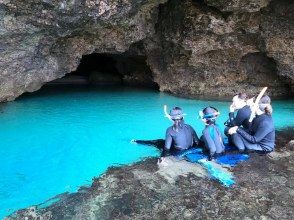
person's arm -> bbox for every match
[189,125,199,146]
[236,121,271,144]
[233,110,247,127]
[193,128,200,146]
[161,129,172,157]
[229,108,248,127]
[202,128,216,155]
[226,103,236,127]
[227,112,235,127]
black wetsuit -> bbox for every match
[232,113,275,152]
[225,105,251,145]
[162,121,199,157]
[226,105,251,129]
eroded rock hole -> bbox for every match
[241,52,292,97]
[48,53,159,89]
[241,52,278,85]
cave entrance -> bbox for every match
[47,53,159,89]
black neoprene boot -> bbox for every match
[208,154,216,161]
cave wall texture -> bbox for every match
[0,0,293,101]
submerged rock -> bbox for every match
[0,0,293,101]
[6,128,294,219]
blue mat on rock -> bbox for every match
[174,147,249,187]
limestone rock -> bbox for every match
[204,0,271,12]
[144,0,292,98]
[0,0,293,101]
[286,140,294,151]
[0,0,167,101]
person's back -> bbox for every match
[199,106,225,160]
[165,122,197,151]
[243,113,275,151]
[162,107,199,157]
[202,124,225,156]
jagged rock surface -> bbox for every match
[0,0,293,102]
[0,0,166,101]
[144,0,293,98]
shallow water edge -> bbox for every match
[6,128,294,220]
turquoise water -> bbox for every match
[0,86,293,218]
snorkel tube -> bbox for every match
[163,105,173,122]
[249,87,268,122]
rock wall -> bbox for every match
[0,0,293,101]
[144,0,293,98]
[0,0,166,101]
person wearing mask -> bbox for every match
[199,106,225,160]
[228,95,275,152]
[225,93,252,132]
[160,107,199,161]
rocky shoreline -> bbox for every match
[6,128,294,220]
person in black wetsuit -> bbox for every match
[228,95,275,152]
[224,93,251,136]
[160,107,199,161]
[199,107,225,160]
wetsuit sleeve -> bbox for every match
[188,125,199,146]
[193,128,200,146]
[228,112,235,126]
[228,110,245,127]
[234,111,245,126]
[162,129,172,157]
[237,121,271,144]
[202,128,216,155]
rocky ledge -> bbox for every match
[6,128,294,220]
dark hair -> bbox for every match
[173,107,182,111]
[259,95,272,115]
[260,95,272,115]
[265,105,273,115]
[237,93,247,100]
[202,106,218,124]
[202,106,219,116]
[260,95,271,104]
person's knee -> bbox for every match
[209,146,216,156]
[236,144,245,152]
[238,148,245,153]
[231,134,245,152]
[216,147,224,154]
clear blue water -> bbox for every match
[0,86,293,218]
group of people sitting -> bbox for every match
[160,93,275,162]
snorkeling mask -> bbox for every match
[198,106,220,120]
